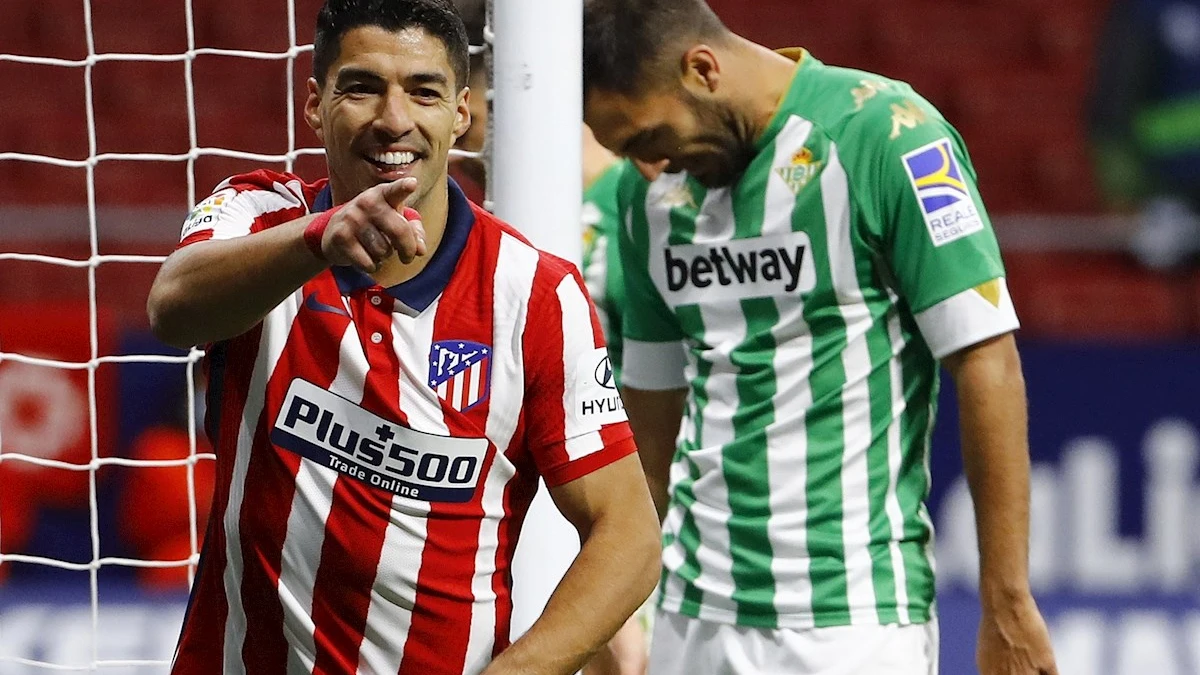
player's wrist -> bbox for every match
[302,209,339,262]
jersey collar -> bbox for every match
[314,179,475,313]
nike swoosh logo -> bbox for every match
[304,292,350,317]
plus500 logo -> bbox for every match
[271,379,489,502]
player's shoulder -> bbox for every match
[794,57,949,148]
[214,169,323,198]
[473,205,586,297]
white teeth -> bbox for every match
[372,151,415,166]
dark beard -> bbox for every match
[684,92,756,188]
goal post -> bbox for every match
[489,0,586,640]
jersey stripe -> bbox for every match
[309,292,398,674]
[172,330,259,674]
[762,117,817,625]
[822,145,881,624]
[427,231,500,675]
[685,186,743,622]
[558,275,604,461]
[237,298,309,673]
[884,310,913,624]
[356,306,439,675]
[486,233,540,653]
[276,284,356,674]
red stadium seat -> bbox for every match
[1005,251,1193,338]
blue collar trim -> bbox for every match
[314,179,475,312]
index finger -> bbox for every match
[379,177,420,211]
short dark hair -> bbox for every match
[583,0,729,97]
[313,0,470,89]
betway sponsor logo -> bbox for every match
[658,232,815,306]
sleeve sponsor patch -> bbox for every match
[901,138,985,247]
[180,188,236,240]
[570,347,626,427]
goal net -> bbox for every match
[0,0,580,671]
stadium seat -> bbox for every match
[1005,251,1194,338]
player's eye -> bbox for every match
[412,87,443,102]
[338,83,376,97]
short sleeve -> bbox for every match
[177,170,310,249]
[616,171,689,391]
[523,266,636,488]
[846,91,1020,359]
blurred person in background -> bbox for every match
[118,376,216,591]
[1090,0,1200,269]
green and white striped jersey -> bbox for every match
[582,159,631,385]
[616,51,1019,630]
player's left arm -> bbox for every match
[845,87,1057,674]
[942,335,1057,675]
[482,453,660,675]
[482,267,659,675]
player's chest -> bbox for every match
[259,289,525,506]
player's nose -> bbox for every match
[374,89,416,138]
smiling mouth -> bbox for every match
[368,150,418,172]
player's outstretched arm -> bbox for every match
[482,453,660,675]
[147,177,425,348]
[942,333,1058,675]
[621,386,687,522]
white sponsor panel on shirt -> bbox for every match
[271,378,489,503]
[570,347,626,427]
[657,231,816,307]
[900,138,985,247]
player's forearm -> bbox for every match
[484,505,660,675]
[621,386,686,521]
[148,216,326,347]
[944,334,1034,606]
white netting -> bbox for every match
[0,0,489,671]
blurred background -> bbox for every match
[1,0,1199,673]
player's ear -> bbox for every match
[304,77,325,142]
[681,45,720,94]
[453,87,472,140]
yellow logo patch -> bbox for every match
[974,279,1002,308]
[775,147,824,194]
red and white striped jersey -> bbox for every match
[171,170,635,675]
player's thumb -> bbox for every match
[381,176,419,210]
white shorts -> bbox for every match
[647,610,939,675]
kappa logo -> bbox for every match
[774,147,823,194]
[902,138,985,247]
[656,181,699,210]
[429,341,492,412]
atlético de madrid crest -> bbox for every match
[429,340,492,412]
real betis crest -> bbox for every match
[775,148,823,195]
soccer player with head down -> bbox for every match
[146,0,660,673]
[581,0,1060,673]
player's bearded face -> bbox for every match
[670,89,755,188]
[305,26,471,207]
[585,87,755,188]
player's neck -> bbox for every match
[726,37,801,144]
[371,179,449,287]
